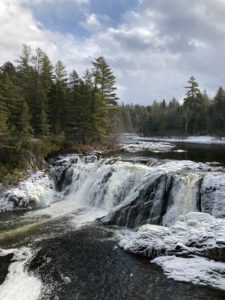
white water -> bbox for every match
[28,159,150,220]
[1,155,225,295]
[0,248,42,300]
[162,173,201,226]
[2,157,225,227]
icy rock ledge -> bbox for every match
[120,141,175,153]
[152,256,225,291]
[0,171,57,212]
[118,212,225,290]
[118,212,225,260]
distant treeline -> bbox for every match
[118,76,225,137]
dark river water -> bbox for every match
[29,224,225,300]
[120,138,225,165]
[1,141,225,299]
[155,142,225,165]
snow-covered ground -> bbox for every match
[118,212,225,290]
[128,135,225,145]
[120,141,176,153]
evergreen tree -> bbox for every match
[92,56,119,140]
[92,56,118,106]
[183,76,201,137]
[49,60,68,134]
[66,70,83,139]
[1,73,31,136]
[212,87,225,135]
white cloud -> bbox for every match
[21,0,90,5]
[1,0,225,104]
[0,0,97,72]
[81,14,102,32]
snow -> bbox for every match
[201,172,225,218]
[118,212,225,257]
[127,135,225,145]
[0,171,57,212]
[153,256,225,291]
[0,247,42,300]
[120,141,176,153]
[118,212,225,289]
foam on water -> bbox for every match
[0,247,42,300]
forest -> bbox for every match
[119,77,225,138]
[0,45,118,183]
[1,45,225,183]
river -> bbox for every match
[0,137,225,300]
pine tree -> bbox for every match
[91,56,119,140]
[65,70,83,139]
[183,76,201,137]
[1,73,31,137]
[212,87,225,136]
[92,56,118,107]
[18,100,33,137]
[49,60,68,134]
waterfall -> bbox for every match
[1,155,225,229]
[64,158,149,211]
[162,173,202,226]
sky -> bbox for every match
[1,0,225,105]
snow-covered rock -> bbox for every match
[126,135,225,145]
[49,154,79,191]
[118,212,225,290]
[0,172,57,212]
[118,212,225,261]
[152,256,225,291]
[120,141,175,153]
[201,173,225,218]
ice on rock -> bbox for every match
[120,141,175,153]
[0,172,57,212]
[118,212,225,260]
[127,135,225,145]
[49,154,79,191]
[152,255,225,291]
[118,212,225,290]
[201,172,225,218]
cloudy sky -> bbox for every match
[1,0,225,104]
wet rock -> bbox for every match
[103,174,174,228]
[201,173,225,218]
[49,155,79,191]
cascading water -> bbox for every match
[162,173,202,226]
[1,150,225,299]
[1,155,224,228]
[66,159,149,211]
